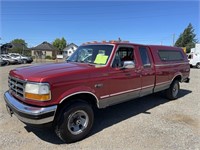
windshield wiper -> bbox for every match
[66,59,78,63]
[79,60,86,63]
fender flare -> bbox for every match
[171,72,183,83]
[58,86,99,107]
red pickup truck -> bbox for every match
[4,41,190,143]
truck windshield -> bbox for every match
[67,45,114,65]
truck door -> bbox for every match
[103,45,141,106]
[138,46,155,96]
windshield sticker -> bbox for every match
[94,54,108,65]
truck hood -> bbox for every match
[10,62,93,82]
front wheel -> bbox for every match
[165,80,180,100]
[196,62,200,69]
[6,61,10,65]
[55,101,94,143]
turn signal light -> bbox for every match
[25,93,51,101]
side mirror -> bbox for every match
[123,61,135,69]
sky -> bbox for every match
[1,0,200,47]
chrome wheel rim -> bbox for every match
[67,110,89,135]
[172,83,179,98]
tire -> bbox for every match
[55,101,94,143]
[6,61,10,65]
[165,80,180,100]
[196,62,200,69]
[22,59,27,64]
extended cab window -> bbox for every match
[139,47,151,67]
[158,50,184,61]
[112,47,134,68]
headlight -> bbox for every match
[25,83,51,101]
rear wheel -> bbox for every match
[165,80,180,100]
[196,62,200,69]
[55,101,94,143]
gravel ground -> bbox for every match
[0,63,200,150]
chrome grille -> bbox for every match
[8,76,26,98]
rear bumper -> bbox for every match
[4,91,57,125]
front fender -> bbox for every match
[58,86,99,104]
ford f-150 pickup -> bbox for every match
[4,41,190,143]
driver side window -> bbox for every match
[112,47,134,68]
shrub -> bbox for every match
[45,55,52,59]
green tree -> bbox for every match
[52,37,67,54]
[175,23,198,53]
[11,39,27,46]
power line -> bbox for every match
[3,1,197,10]
[1,3,144,9]
[1,7,184,16]
[2,13,190,22]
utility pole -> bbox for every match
[22,44,24,55]
[0,37,2,54]
[172,33,175,46]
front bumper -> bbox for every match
[4,91,57,125]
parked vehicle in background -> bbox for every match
[1,54,22,64]
[0,57,7,66]
[0,55,18,65]
[8,53,33,64]
[187,53,200,68]
[8,55,23,64]
[187,43,200,69]
[4,40,190,143]
[187,44,200,69]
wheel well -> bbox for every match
[53,93,98,124]
[173,75,182,82]
[65,93,98,108]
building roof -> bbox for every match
[63,43,78,51]
[0,42,28,50]
[11,42,28,50]
[31,41,58,51]
[1,43,29,54]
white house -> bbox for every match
[63,43,78,58]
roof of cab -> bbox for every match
[81,40,145,46]
[81,40,182,50]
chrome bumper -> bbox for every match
[4,91,57,125]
